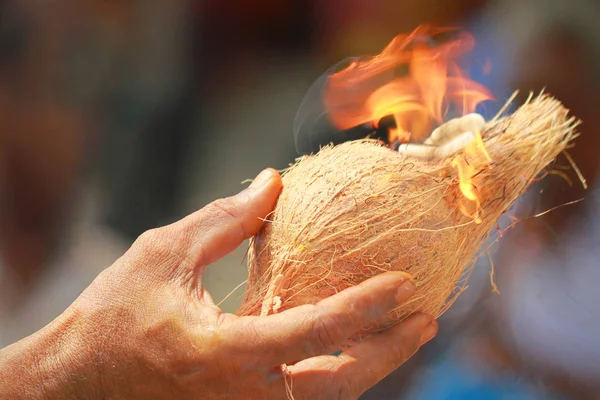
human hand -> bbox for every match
[0,168,437,400]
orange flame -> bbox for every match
[452,154,483,223]
[455,128,492,223]
[323,25,495,220]
[323,25,493,143]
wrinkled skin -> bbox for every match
[0,169,437,400]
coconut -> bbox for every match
[237,93,580,335]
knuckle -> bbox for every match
[390,343,410,366]
[236,319,263,349]
[208,197,237,218]
[308,309,346,352]
[133,227,185,265]
[135,228,168,251]
[333,370,360,400]
[344,282,389,321]
[206,197,247,239]
[388,334,419,367]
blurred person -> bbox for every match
[0,169,438,399]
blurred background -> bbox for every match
[0,1,599,399]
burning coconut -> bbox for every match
[237,26,581,336]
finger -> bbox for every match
[337,313,436,394]
[236,271,416,364]
[289,313,437,399]
[174,168,282,267]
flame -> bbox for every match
[452,156,478,201]
[452,150,483,224]
[455,128,492,223]
[466,130,492,164]
[323,25,495,220]
[323,25,494,143]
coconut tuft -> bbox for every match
[237,93,580,335]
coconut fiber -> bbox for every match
[237,93,580,336]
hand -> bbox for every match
[0,168,438,400]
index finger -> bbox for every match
[131,168,283,274]
[234,271,416,365]
[177,168,283,267]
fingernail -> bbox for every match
[395,278,416,302]
[249,169,274,189]
[420,319,438,345]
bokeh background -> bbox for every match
[1,1,599,399]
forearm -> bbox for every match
[0,309,102,399]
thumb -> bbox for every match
[173,168,282,269]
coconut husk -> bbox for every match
[237,93,580,335]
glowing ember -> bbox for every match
[323,25,495,219]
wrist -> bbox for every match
[0,307,103,399]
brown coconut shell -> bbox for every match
[237,93,580,334]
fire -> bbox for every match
[323,25,493,143]
[456,128,492,223]
[452,153,483,223]
[323,25,495,220]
